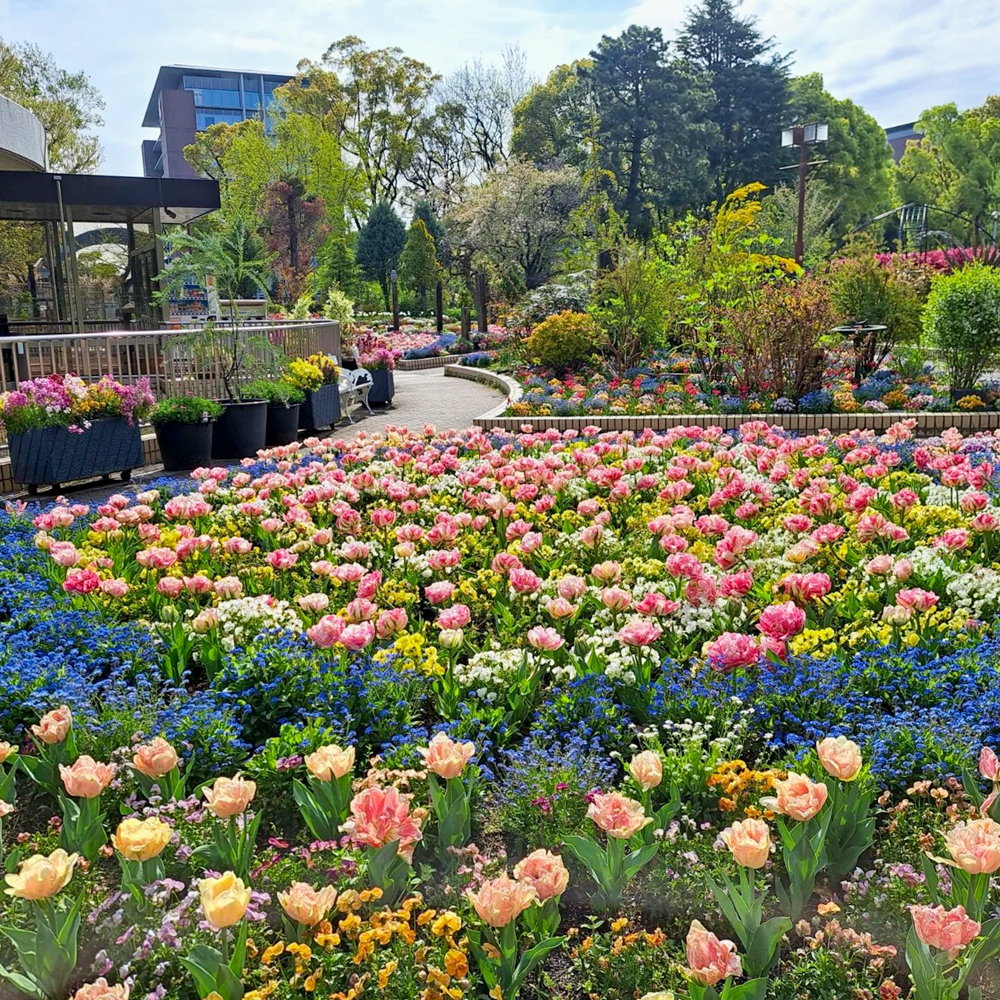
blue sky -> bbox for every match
[3,0,999,176]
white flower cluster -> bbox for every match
[213,596,302,651]
[453,646,539,700]
[946,567,1000,617]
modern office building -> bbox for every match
[141,65,293,179]
[885,122,921,163]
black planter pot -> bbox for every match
[950,387,988,408]
[368,368,395,405]
[265,403,302,445]
[299,384,341,431]
[211,399,267,460]
[154,420,214,472]
[10,417,142,492]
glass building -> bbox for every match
[141,66,292,179]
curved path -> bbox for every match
[336,367,504,441]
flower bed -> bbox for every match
[505,350,965,419]
[4,420,1000,998]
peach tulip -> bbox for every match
[59,756,115,798]
[685,920,743,986]
[513,849,570,900]
[629,750,663,791]
[911,904,980,957]
[305,744,355,782]
[720,818,771,869]
[467,872,538,928]
[586,791,652,839]
[346,785,423,861]
[761,772,828,821]
[72,979,130,1000]
[418,732,475,780]
[278,881,337,926]
[942,817,1000,875]
[202,774,257,818]
[0,741,16,764]
[111,817,173,862]
[816,736,863,781]
[32,704,72,745]
[199,871,251,929]
[4,848,78,899]
[132,737,179,779]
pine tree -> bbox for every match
[399,219,440,312]
[679,0,790,198]
[355,202,406,309]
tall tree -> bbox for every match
[413,199,447,260]
[678,0,789,197]
[446,160,582,295]
[510,61,592,165]
[399,218,440,311]
[584,26,715,235]
[0,39,105,172]
[439,45,532,175]
[280,37,439,205]
[260,179,329,304]
[788,73,892,233]
[894,98,1000,244]
[355,202,406,308]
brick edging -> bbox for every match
[398,354,469,371]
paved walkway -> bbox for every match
[16,368,503,502]
[335,367,502,441]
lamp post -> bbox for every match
[781,123,829,265]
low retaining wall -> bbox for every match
[444,365,1000,438]
[398,354,469,371]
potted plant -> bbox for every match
[246,378,305,446]
[155,219,279,460]
[149,397,223,472]
[353,332,397,405]
[291,355,341,431]
[0,374,154,493]
[924,262,1000,405]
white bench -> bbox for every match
[339,367,374,423]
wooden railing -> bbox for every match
[0,320,341,456]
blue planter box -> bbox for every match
[300,384,341,430]
[10,417,143,491]
[368,369,395,405]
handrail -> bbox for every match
[0,320,335,347]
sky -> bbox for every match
[3,0,1000,177]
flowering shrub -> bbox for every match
[0,374,154,435]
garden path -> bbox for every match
[22,368,503,502]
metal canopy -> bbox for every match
[0,171,220,224]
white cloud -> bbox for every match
[4,0,1000,175]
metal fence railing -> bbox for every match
[0,320,341,457]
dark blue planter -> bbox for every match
[10,418,143,491]
[368,369,395,405]
[299,384,341,431]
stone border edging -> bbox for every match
[443,364,522,422]
[443,366,1000,437]
[398,354,469,371]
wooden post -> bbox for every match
[435,280,444,334]
[474,271,488,333]
[390,269,400,331]
[460,306,471,338]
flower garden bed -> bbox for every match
[3,420,1000,998]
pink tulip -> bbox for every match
[425,581,457,605]
[156,577,184,598]
[895,588,939,613]
[685,919,743,986]
[527,626,564,651]
[779,572,831,602]
[911,904,980,958]
[338,622,375,651]
[757,601,806,641]
[513,849,569,900]
[557,575,587,601]
[544,597,578,620]
[600,587,632,612]
[509,568,542,594]
[617,619,663,647]
[345,785,422,861]
[307,615,344,648]
[266,548,299,570]
[980,746,999,782]
[376,608,409,638]
[703,632,760,673]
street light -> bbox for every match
[781,123,829,265]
